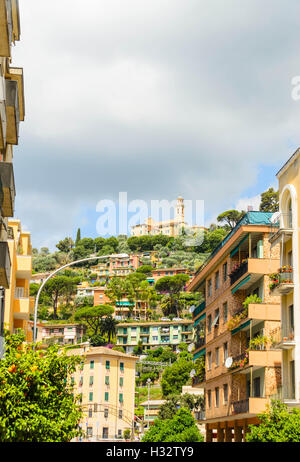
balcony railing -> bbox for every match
[270,325,295,347]
[5,79,20,145]
[230,260,248,286]
[232,399,249,415]
[0,162,15,217]
[194,336,206,349]
[269,268,294,295]
[0,241,11,288]
[269,213,293,242]
[269,384,295,401]
[194,410,206,421]
[192,374,205,386]
[0,0,13,57]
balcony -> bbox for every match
[231,397,268,416]
[13,298,30,319]
[269,384,296,403]
[7,67,24,121]
[270,325,295,350]
[0,162,15,217]
[269,268,294,296]
[5,79,19,144]
[16,254,31,278]
[0,0,13,57]
[0,241,11,288]
[11,0,20,43]
[230,258,280,292]
[269,213,293,247]
[248,303,281,322]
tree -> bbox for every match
[141,408,203,442]
[136,265,153,276]
[74,305,114,338]
[161,355,194,397]
[100,315,119,343]
[56,237,74,253]
[259,187,279,213]
[75,228,81,246]
[126,272,147,318]
[217,210,245,230]
[158,393,203,420]
[0,330,82,442]
[155,274,190,317]
[44,276,78,319]
[105,277,127,317]
[246,400,300,442]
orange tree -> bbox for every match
[0,330,83,442]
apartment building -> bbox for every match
[68,346,138,441]
[4,219,32,341]
[0,0,24,354]
[116,320,194,353]
[188,211,282,442]
[91,253,141,282]
[268,148,300,406]
[40,322,86,346]
[146,267,192,286]
[93,285,148,320]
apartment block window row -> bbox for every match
[207,385,229,409]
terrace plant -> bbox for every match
[248,335,270,351]
[229,353,249,370]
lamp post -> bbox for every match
[33,253,126,349]
[146,377,151,428]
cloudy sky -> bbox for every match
[11,0,300,250]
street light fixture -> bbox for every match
[33,253,126,349]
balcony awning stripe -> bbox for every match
[231,320,251,335]
[194,313,206,327]
[230,233,249,258]
[193,348,206,360]
[231,275,251,294]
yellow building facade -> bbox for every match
[4,219,33,341]
[68,346,138,441]
[269,148,300,405]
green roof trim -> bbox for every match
[231,320,251,335]
[193,348,206,360]
[231,275,251,294]
[230,233,249,258]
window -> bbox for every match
[104,408,109,418]
[120,377,124,387]
[105,392,109,402]
[105,376,110,385]
[106,360,110,370]
[88,407,93,418]
[152,336,158,341]
[118,429,122,438]
[120,362,124,372]
[223,262,228,282]
[208,279,212,297]
[207,390,211,409]
[215,388,219,408]
[89,392,93,402]
[79,376,83,387]
[208,315,212,333]
[215,347,219,367]
[223,302,228,323]
[102,427,109,439]
[119,393,123,403]
[87,427,93,437]
[208,351,212,370]
[223,384,228,404]
[173,335,178,340]
[212,309,219,328]
[215,271,219,290]
[90,360,94,370]
[223,342,228,363]
[254,377,261,398]
[89,376,94,386]
[119,409,123,419]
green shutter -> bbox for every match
[106,360,110,370]
[90,360,94,369]
[105,392,109,402]
[105,376,110,385]
[120,362,124,371]
[119,393,123,403]
[120,377,124,387]
[89,392,93,401]
[89,376,94,386]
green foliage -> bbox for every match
[145,346,177,364]
[217,210,245,230]
[123,429,131,440]
[74,305,114,337]
[136,265,153,276]
[246,400,300,442]
[89,333,106,347]
[0,331,82,442]
[56,237,74,253]
[112,346,125,353]
[142,408,203,442]
[259,188,279,213]
[161,356,194,397]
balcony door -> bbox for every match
[290,361,295,399]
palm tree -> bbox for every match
[101,315,119,343]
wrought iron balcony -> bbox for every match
[230,260,248,286]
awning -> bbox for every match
[194,348,206,360]
[230,233,249,258]
[231,320,251,335]
[231,275,251,294]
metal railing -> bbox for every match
[230,260,248,286]
[270,213,292,236]
[232,399,249,415]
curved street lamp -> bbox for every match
[33,253,127,349]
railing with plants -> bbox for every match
[227,294,262,331]
[228,352,249,370]
[269,266,293,290]
[229,259,249,286]
[193,356,206,384]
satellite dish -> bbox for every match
[225,357,233,368]
[190,305,195,314]
[190,369,196,378]
[188,343,195,352]
[140,355,147,361]
[270,211,280,224]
